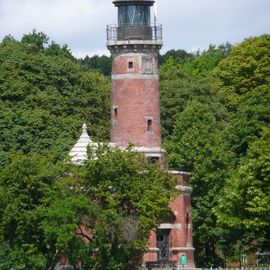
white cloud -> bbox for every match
[0,0,269,57]
[158,0,270,52]
[0,0,114,55]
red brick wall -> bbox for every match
[111,53,161,147]
[111,51,195,267]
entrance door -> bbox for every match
[157,229,170,262]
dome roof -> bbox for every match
[69,123,98,165]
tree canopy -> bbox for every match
[161,35,270,266]
[0,31,111,164]
[0,148,177,270]
[1,30,269,268]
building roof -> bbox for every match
[113,0,155,6]
[68,123,98,165]
[68,124,168,166]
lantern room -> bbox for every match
[114,0,154,26]
[107,0,162,42]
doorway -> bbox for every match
[157,229,170,262]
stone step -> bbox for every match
[144,268,178,270]
[144,262,178,270]
[149,268,176,270]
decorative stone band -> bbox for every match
[107,39,163,47]
[176,185,192,194]
[158,223,182,229]
[146,247,159,253]
[112,74,159,80]
[170,247,195,252]
[107,40,162,54]
[145,247,195,253]
[169,170,192,176]
[133,146,165,153]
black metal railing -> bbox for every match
[106,24,162,42]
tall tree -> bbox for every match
[0,152,93,270]
[213,35,270,161]
[0,33,111,164]
[0,148,178,270]
[213,35,270,107]
[189,43,232,79]
[215,129,270,256]
[160,57,228,138]
[158,49,195,66]
[80,147,178,270]
[166,101,232,267]
[211,35,270,265]
[80,55,112,76]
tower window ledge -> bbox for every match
[158,223,182,229]
[107,40,163,47]
[170,247,195,252]
[112,119,118,125]
[169,170,192,176]
[146,247,159,253]
[176,185,192,194]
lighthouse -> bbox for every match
[107,0,195,267]
[107,0,166,165]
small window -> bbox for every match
[147,156,160,164]
[186,213,190,223]
[114,108,118,117]
[128,61,133,69]
[147,119,153,132]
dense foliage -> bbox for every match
[161,35,270,267]
[0,30,269,268]
[0,149,177,270]
[79,55,112,77]
[0,31,111,164]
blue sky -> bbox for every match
[0,0,269,58]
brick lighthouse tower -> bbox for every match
[107,0,195,267]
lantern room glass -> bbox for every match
[118,5,150,26]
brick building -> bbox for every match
[69,0,195,267]
[106,0,195,267]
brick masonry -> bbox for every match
[110,49,195,267]
[108,1,195,266]
[111,53,161,148]
[143,173,195,267]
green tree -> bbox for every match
[223,88,270,159]
[160,57,227,138]
[166,101,232,267]
[80,146,178,269]
[0,148,178,270]
[80,55,112,76]
[21,30,49,51]
[0,152,93,270]
[189,43,232,79]
[0,33,111,164]
[213,35,270,106]
[210,34,270,266]
[213,35,270,161]
[215,130,270,264]
[216,129,270,231]
[158,49,195,66]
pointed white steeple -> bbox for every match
[69,123,97,165]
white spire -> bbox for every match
[82,123,89,136]
[69,123,97,165]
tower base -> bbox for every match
[143,171,195,268]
